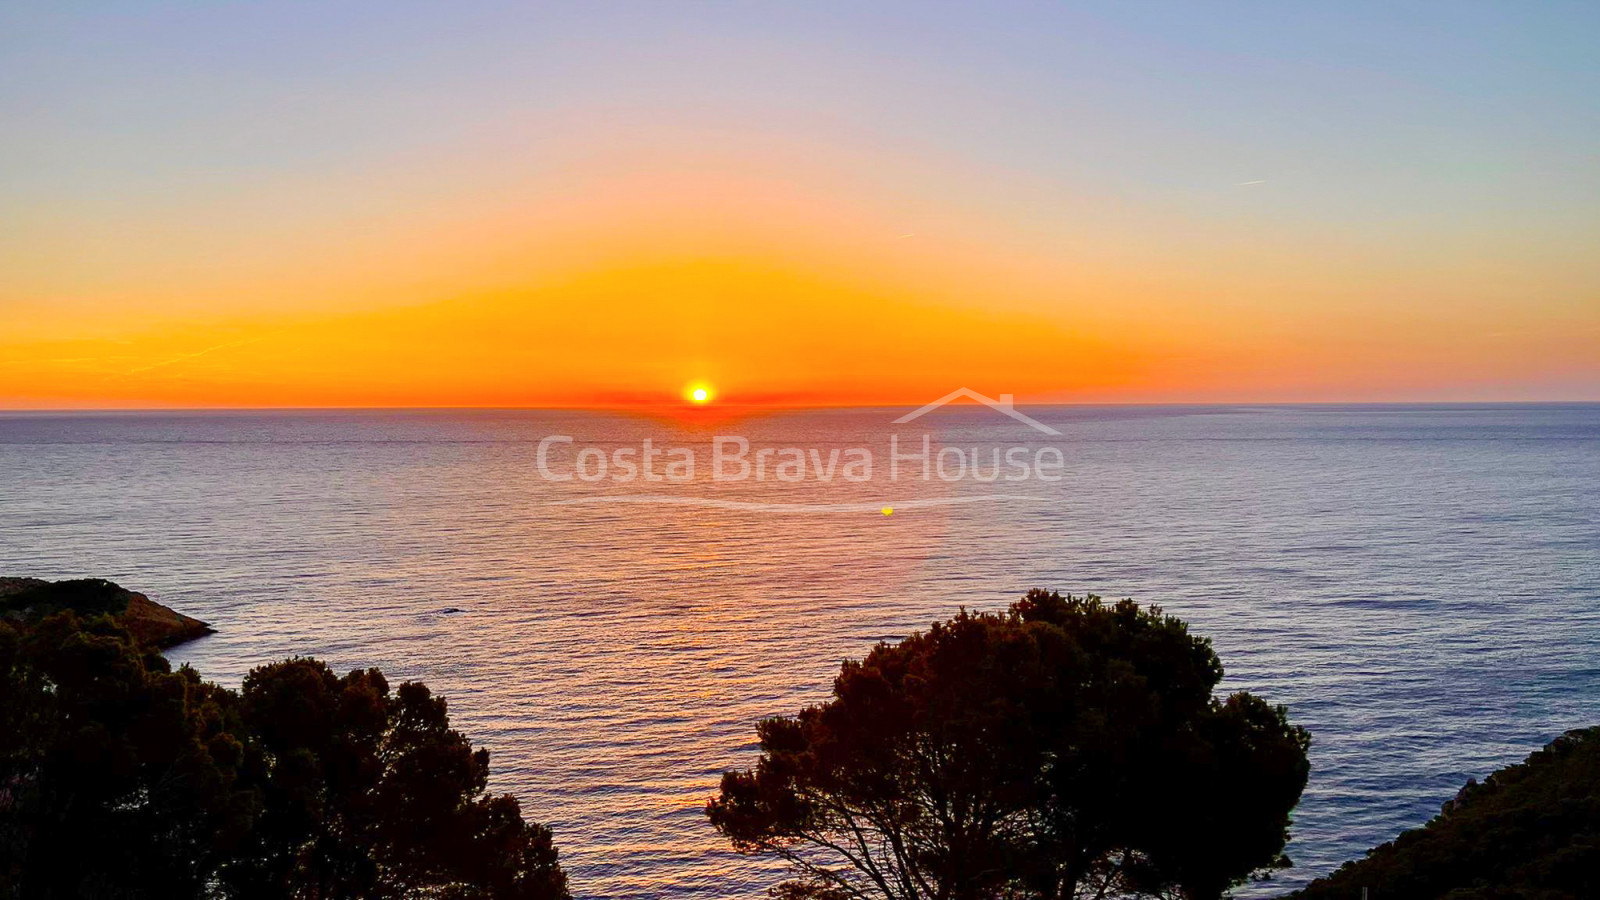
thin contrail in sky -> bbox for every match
[124,336,265,375]
[1237,179,1267,185]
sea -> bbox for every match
[1,404,1596,898]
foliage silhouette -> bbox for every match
[1286,727,1600,900]
[708,590,1311,900]
[0,578,133,619]
[0,611,567,900]
[0,577,212,648]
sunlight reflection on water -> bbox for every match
[2,404,1597,897]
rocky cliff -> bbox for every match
[0,576,213,648]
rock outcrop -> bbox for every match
[0,576,213,648]
[1285,727,1600,899]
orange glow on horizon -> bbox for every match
[3,5,1598,410]
[2,151,1596,409]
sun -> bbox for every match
[686,383,713,405]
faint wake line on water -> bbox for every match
[545,494,1047,513]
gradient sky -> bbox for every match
[3,1,1597,407]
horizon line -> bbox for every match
[3,398,1598,415]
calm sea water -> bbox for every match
[1,404,1597,897]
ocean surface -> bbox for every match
[2,404,1597,897]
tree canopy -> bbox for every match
[708,590,1311,900]
[1286,727,1600,900]
[0,610,567,900]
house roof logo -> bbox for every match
[892,388,1061,435]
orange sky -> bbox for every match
[6,181,1594,409]
[4,5,1598,408]
[5,146,1597,408]
[6,145,1596,409]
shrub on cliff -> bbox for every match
[219,658,568,900]
[0,612,567,900]
[1286,727,1600,900]
[0,611,252,897]
[709,590,1312,900]
[0,577,212,648]
[0,578,132,621]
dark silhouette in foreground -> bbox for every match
[1286,727,1600,900]
[0,604,567,899]
[709,590,1311,900]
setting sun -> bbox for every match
[3,6,1598,900]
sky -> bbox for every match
[2,1,1597,408]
